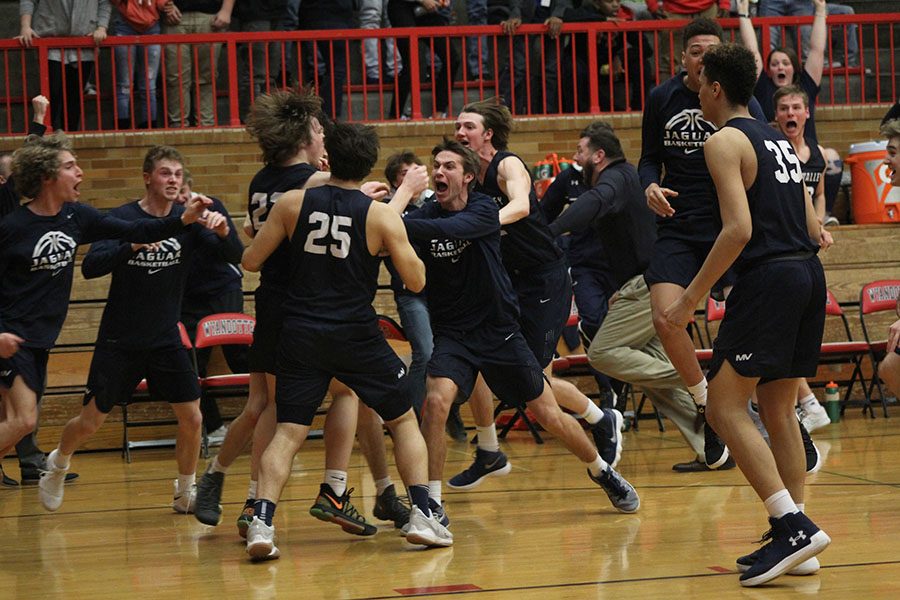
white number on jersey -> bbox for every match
[303,211,352,259]
[764,140,803,184]
[249,192,284,231]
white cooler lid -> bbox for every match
[849,140,888,154]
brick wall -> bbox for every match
[31,103,893,214]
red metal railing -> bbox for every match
[0,13,897,135]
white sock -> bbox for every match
[687,378,708,406]
[799,394,822,411]
[247,480,258,500]
[325,469,348,496]
[587,454,608,478]
[208,455,228,474]
[476,424,500,452]
[763,489,799,518]
[576,401,603,425]
[50,448,71,470]
[177,473,196,493]
[374,476,393,497]
[428,480,442,505]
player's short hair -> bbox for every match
[326,122,379,182]
[882,118,900,142]
[246,89,324,166]
[580,121,624,160]
[11,132,73,199]
[142,145,184,174]
[384,151,423,186]
[682,17,723,50]
[432,137,481,191]
[702,43,758,107]
[460,97,513,151]
[773,84,809,109]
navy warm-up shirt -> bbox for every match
[247,162,318,292]
[540,167,609,272]
[0,202,186,349]
[404,192,520,336]
[476,151,563,272]
[283,186,380,327]
[82,201,243,350]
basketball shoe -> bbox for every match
[309,484,377,536]
[447,448,512,490]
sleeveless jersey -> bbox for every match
[475,151,562,272]
[283,186,380,326]
[719,118,818,270]
[247,162,318,291]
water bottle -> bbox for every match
[824,381,840,423]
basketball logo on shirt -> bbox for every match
[127,237,182,272]
[663,109,716,154]
[30,231,77,273]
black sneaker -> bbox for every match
[590,408,624,468]
[736,527,821,575]
[1,464,18,487]
[588,467,640,513]
[445,404,468,442]
[447,448,512,490]
[372,484,411,528]
[698,405,730,469]
[739,512,830,587]
[309,484,377,536]
[799,420,822,474]
[21,467,79,486]
[195,470,225,526]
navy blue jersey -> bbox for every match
[83,201,243,350]
[247,162,318,292]
[719,118,818,270]
[475,151,563,272]
[183,196,243,300]
[0,202,186,349]
[404,192,520,336]
[282,186,380,326]
[799,138,826,203]
[639,72,767,234]
[540,167,609,271]
[754,69,820,141]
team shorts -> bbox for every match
[509,258,572,368]
[707,255,826,383]
[84,344,201,413]
[0,346,49,395]
[428,326,546,407]
[248,285,285,375]
[275,321,411,426]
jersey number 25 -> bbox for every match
[304,211,352,259]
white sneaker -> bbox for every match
[172,480,197,513]
[790,556,821,575]
[800,406,831,433]
[247,516,280,561]
[38,450,69,512]
[405,506,453,547]
[206,425,228,447]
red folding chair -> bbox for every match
[858,280,900,417]
[818,289,872,416]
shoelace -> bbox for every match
[602,471,629,499]
[754,528,774,545]
[340,488,367,522]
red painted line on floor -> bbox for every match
[395,584,482,595]
[708,566,734,573]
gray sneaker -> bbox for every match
[405,506,453,547]
[246,517,280,561]
[38,452,69,512]
[588,467,640,513]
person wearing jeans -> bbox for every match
[110,3,163,129]
[360,0,400,83]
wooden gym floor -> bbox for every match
[1,413,898,600]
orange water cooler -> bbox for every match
[846,141,900,224]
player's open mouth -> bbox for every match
[785,119,799,131]
[458,139,469,146]
[435,181,449,193]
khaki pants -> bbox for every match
[163,12,222,127]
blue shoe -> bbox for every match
[739,512,830,587]
[588,467,640,513]
[590,408,624,468]
[447,448,512,490]
[428,498,450,527]
[799,420,821,473]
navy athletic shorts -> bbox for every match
[509,258,572,368]
[707,255,825,383]
[275,320,411,426]
[248,284,285,375]
[0,346,49,396]
[85,344,200,413]
[428,325,546,407]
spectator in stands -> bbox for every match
[232,0,286,122]
[876,120,900,393]
[387,0,460,119]
[162,0,235,127]
[756,0,814,55]
[825,2,858,68]
[560,0,655,113]
[465,0,489,79]
[176,169,245,445]
[16,0,111,132]
[361,0,400,85]
[276,0,300,87]
[498,0,571,115]
[647,0,728,72]
[297,0,355,120]
[110,0,166,130]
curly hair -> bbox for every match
[460,97,513,151]
[702,43,758,107]
[682,17,723,50]
[11,132,73,200]
[245,89,324,166]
